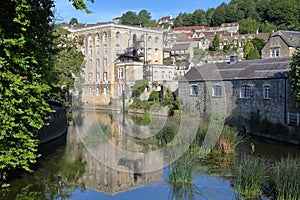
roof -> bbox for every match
[171,43,191,51]
[173,26,205,31]
[272,30,300,47]
[179,56,291,82]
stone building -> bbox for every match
[63,23,164,105]
[178,56,297,132]
[261,30,300,59]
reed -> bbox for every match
[233,155,268,199]
[272,156,300,200]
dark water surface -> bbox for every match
[1,111,300,200]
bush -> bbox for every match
[148,91,159,101]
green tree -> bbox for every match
[251,38,266,57]
[120,11,139,26]
[211,34,220,51]
[192,9,208,26]
[210,3,227,26]
[0,0,56,183]
[288,50,300,106]
[239,18,259,34]
[69,17,79,25]
[138,9,151,27]
[244,41,260,60]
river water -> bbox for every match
[1,110,300,200]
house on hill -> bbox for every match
[262,30,300,59]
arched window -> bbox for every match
[133,34,137,43]
[168,71,172,79]
[116,32,120,39]
[115,44,120,55]
[95,33,100,41]
[89,46,92,55]
[96,87,100,96]
[89,87,93,95]
[148,35,152,43]
[155,48,158,56]
[88,34,92,42]
[103,32,107,43]
[147,48,151,55]
[104,44,107,56]
[161,71,165,79]
[191,85,199,96]
[96,72,100,83]
[96,45,100,55]
[240,85,251,98]
[155,37,159,43]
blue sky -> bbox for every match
[54,0,230,24]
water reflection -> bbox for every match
[1,110,300,200]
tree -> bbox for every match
[239,18,259,34]
[288,50,300,107]
[69,17,79,25]
[0,0,57,183]
[120,11,139,26]
[212,34,220,51]
[210,3,227,26]
[251,38,266,57]
[244,41,260,60]
[138,9,151,27]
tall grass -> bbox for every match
[272,157,300,200]
[233,155,268,199]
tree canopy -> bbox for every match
[288,50,300,107]
[120,9,156,27]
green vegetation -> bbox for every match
[233,155,268,199]
[173,0,299,32]
[120,9,157,27]
[244,41,260,60]
[288,50,300,107]
[272,157,300,200]
[0,0,84,186]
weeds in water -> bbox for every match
[233,155,268,199]
[272,156,300,200]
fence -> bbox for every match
[287,112,300,126]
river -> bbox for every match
[1,110,299,200]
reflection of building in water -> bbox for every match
[72,110,163,195]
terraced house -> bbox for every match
[63,23,164,105]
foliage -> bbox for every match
[69,0,95,13]
[172,0,299,31]
[148,91,159,101]
[120,10,156,27]
[244,41,260,60]
[211,34,220,51]
[132,80,148,97]
[239,18,259,34]
[193,48,207,59]
[272,157,300,200]
[251,38,266,57]
[233,155,268,199]
[69,17,79,25]
[0,0,57,184]
[288,50,300,107]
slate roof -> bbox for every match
[272,30,300,47]
[171,43,191,51]
[179,56,291,82]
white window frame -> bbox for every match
[212,85,222,97]
[240,85,251,98]
[263,85,271,99]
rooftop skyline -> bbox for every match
[54,0,230,24]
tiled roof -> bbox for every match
[272,30,300,47]
[171,43,191,51]
[179,57,291,82]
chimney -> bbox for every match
[229,53,238,64]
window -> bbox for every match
[191,85,199,96]
[168,71,172,79]
[89,46,93,55]
[88,72,92,82]
[116,32,120,39]
[88,34,92,43]
[103,87,107,96]
[95,33,100,41]
[82,72,86,83]
[240,85,251,98]
[148,48,151,55]
[115,44,120,55]
[140,35,145,41]
[96,72,100,83]
[263,86,271,99]
[104,44,107,56]
[223,40,228,45]
[103,72,108,82]
[96,87,100,96]
[241,38,245,46]
[118,67,124,79]
[155,37,159,43]
[89,87,92,95]
[148,36,152,43]
[212,85,222,97]
[103,32,107,43]
[89,59,92,69]
[154,71,158,79]
[96,59,100,68]
[161,71,165,79]
[155,48,158,56]
[75,36,78,43]
[271,48,280,58]
[82,87,85,95]
[96,45,100,55]
[103,58,107,70]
